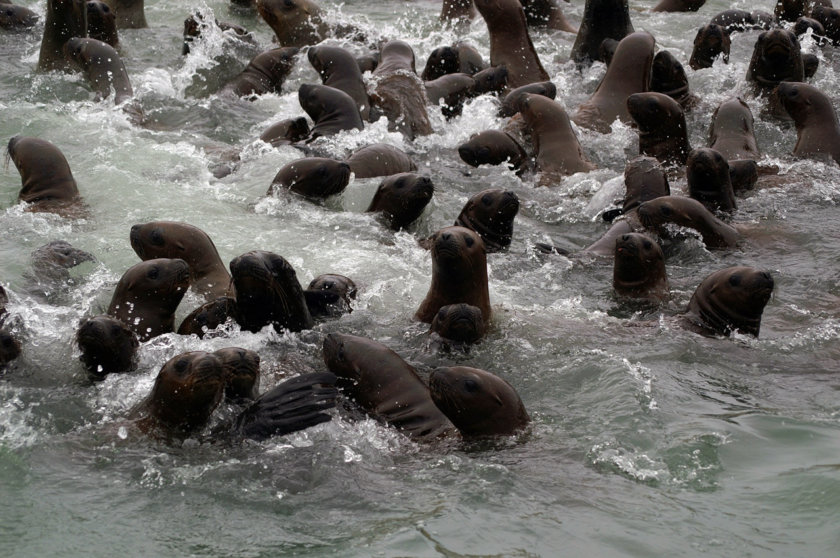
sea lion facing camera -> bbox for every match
[76,315,139,380]
[613,233,668,301]
[306,274,356,318]
[346,143,416,179]
[708,97,761,162]
[454,189,520,252]
[776,81,840,165]
[689,24,730,71]
[38,0,87,72]
[268,157,352,199]
[523,93,596,178]
[86,1,117,48]
[213,347,260,402]
[366,173,434,231]
[430,303,486,345]
[7,136,82,214]
[570,0,634,67]
[747,28,805,95]
[626,92,690,166]
[256,0,328,47]
[686,148,737,213]
[63,38,133,104]
[308,45,372,121]
[370,40,433,139]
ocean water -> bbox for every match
[2,0,840,556]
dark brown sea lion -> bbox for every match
[605,155,671,222]
[681,266,774,337]
[474,0,549,88]
[686,148,737,213]
[499,81,556,117]
[795,18,828,46]
[454,189,520,252]
[323,332,456,440]
[102,0,145,28]
[708,97,761,162]
[259,117,310,146]
[76,315,138,380]
[441,0,477,26]
[430,303,486,345]
[811,6,840,45]
[229,250,314,333]
[107,258,190,341]
[30,240,95,281]
[356,52,379,74]
[746,29,805,96]
[63,38,133,104]
[570,0,634,67]
[457,130,528,173]
[7,136,82,214]
[213,347,260,402]
[650,50,697,110]
[177,297,237,338]
[521,0,576,32]
[0,3,38,28]
[522,93,596,178]
[573,31,655,133]
[130,221,232,302]
[0,286,21,366]
[306,274,356,317]
[776,81,840,165]
[626,92,690,167]
[37,0,88,72]
[298,83,364,140]
[224,47,298,98]
[424,73,476,118]
[652,0,705,11]
[637,196,740,249]
[308,45,372,121]
[421,43,486,81]
[268,157,352,198]
[429,366,529,438]
[365,173,435,230]
[86,1,117,48]
[728,160,759,193]
[370,40,433,139]
[613,233,668,301]
[182,12,257,56]
[256,0,328,47]
[415,226,491,324]
[775,0,829,22]
[688,24,730,71]
[346,143,416,179]
[470,65,508,95]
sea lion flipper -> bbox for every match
[232,372,338,441]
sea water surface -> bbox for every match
[1,0,840,556]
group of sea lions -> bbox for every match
[6,0,835,448]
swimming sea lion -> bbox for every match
[424,73,476,118]
[177,296,237,338]
[637,196,740,249]
[521,0,576,32]
[370,40,433,139]
[346,143,416,179]
[652,0,705,11]
[570,0,634,67]
[499,81,556,117]
[415,226,491,324]
[63,38,133,104]
[470,65,509,95]
[776,81,840,165]
[38,0,87,72]
[686,148,737,213]
[613,233,668,301]
[454,189,520,252]
[130,221,232,302]
[746,29,805,96]
[0,286,21,366]
[708,97,761,162]
[522,93,596,178]
[775,0,823,22]
[627,92,690,166]
[430,303,486,345]
[268,157,352,198]
[102,0,145,28]
[323,332,457,440]
[86,1,117,48]
[26,240,95,298]
[229,250,314,333]
[681,266,774,337]
[605,155,671,222]
[650,50,697,110]
[182,12,257,56]
[298,83,364,139]
[688,24,730,71]
[259,117,310,146]
[107,258,190,341]
[224,47,298,98]
[7,136,82,214]
[421,43,486,81]
[794,17,828,46]
[213,347,260,402]
[365,173,435,230]
[811,5,840,44]
[0,3,38,28]
[308,45,372,121]
[256,0,328,47]
[429,366,529,438]
[441,0,477,27]
[573,31,655,133]
[457,130,528,173]
[76,315,139,380]
[306,274,356,317]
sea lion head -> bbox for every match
[308,274,357,303]
[367,173,434,230]
[499,81,556,117]
[256,0,324,47]
[776,81,831,126]
[627,92,689,165]
[686,266,774,336]
[748,28,804,85]
[621,156,670,214]
[213,347,260,402]
[613,233,667,299]
[249,47,299,88]
[32,240,95,272]
[430,303,486,344]
[431,226,486,273]
[457,130,526,171]
[322,332,364,386]
[0,328,21,366]
[650,50,690,98]
[269,157,352,198]
[471,65,508,95]
[637,196,706,231]
[454,189,519,251]
[111,258,191,311]
[76,315,139,380]
[0,3,38,28]
[689,24,730,70]
[421,45,459,81]
[686,148,736,213]
[129,221,222,272]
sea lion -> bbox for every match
[470,65,508,95]
[213,347,260,402]
[521,0,576,32]
[570,0,634,67]
[346,143,416,179]
[268,157,352,198]
[323,332,456,440]
[182,12,257,56]
[499,81,556,117]
[429,366,529,438]
[356,52,379,74]
[708,97,761,162]
[308,45,372,121]
[415,226,491,324]
[298,83,364,140]
[474,0,549,88]
[686,148,737,213]
[603,155,671,223]
[728,160,760,194]
[177,297,237,338]
[0,3,38,28]
[794,17,828,46]
[626,92,690,166]
[26,240,95,297]
[7,136,82,214]
[224,47,298,98]
[457,130,528,173]
[0,286,21,366]
[708,10,757,33]
[421,43,486,81]
[573,31,655,133]
[681,267,774,337]
[229,250,314,333]
[776,81,840,165]
[650,50,697,110]
[522,93,596,178]
[775,0,826,22]
[613,233,668,301]
[107,258,190,341]
[688,24,730,72]
[63,38,133,104]
[424,73,476,118]
[256,0,328,47]
[637,196,740,249]
[306,274,356,317]
[652,0,705,11]
[441,0,477,27]
[130,221,232,302]
[746,29,805,96]
[811,6,840,45]
[454,189,520,252]
[365,173,435,231]
[102,0,145,28]
[37,0,88,72]
[370,40,433,139]
[259,117,310,146]
[76,315,139,380]
[430,303,486,345]
[86,1,117,48]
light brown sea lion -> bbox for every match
[708,97,761,162]
[259,117,310,147]
[421,43,486,82]
[522,93,596,177]
[776,81,840,165]
[636,196,740,249]
[686,148,737,213]
[573,31,655,133]
[6,136,82,214]
[456,130,528,173]
[268,157,352,198]
[298,83,364,139]
[107,258,190,341]
[613,233,668,301]
[474,0,549,88]
[650,50,698,110]
[63,38,133,104]
[454,189,520,252]
[370,40,433,139]
[626,92,690,166]
[499,81,556,117]
[308,45,372,121]
[429,303,486,345]
[570,0,634,67]
[346,143,416,179]
[0,3,38,28]
[323,332,457,440]
[256,0,328,47]
[130,221,232,302]
[30,240,95,283]
[688,24,730,71]
[38,0,87,72]
[746,29,805,96]
[224,47,298,98]
[365,173,435,231]
[86,1,117,48]
[415,226,491,324]
[681,266,774,337]
[102,0,145,28]
[652,0,705,12]
[177,297,237,338]
[521,0,576,32]
[76,315,138,380]
[213,347,260,402]
[429,366,529,438]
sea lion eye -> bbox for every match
[661,205,672,216]
[481,194,493,205]
[110,324,124,336]
[463,379,479,393]
[643,240,652,249]
[394,178,405,189]
[465,236,474,247]
[147,267,159,280]
[729,274,742,286]
[174,359,189,373]
[150,229,165,246]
